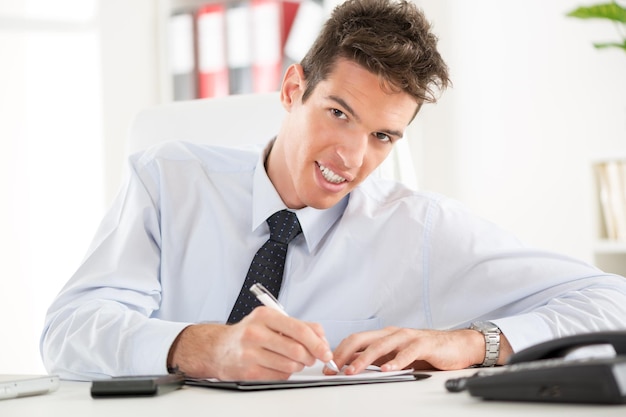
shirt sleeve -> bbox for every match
[424,195,626,353]
[40,153,191,380]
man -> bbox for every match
[41,0,626,381]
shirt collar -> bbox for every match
[252,141,348,253]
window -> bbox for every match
[0,0,103,373]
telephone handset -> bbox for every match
[507,330,626,364]
[447,330,626,404]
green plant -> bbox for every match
[566,1,626,52]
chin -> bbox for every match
[299,174,351,209]
[308,202,335,210]
[304,194,346,210]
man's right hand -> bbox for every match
[166,306,334,380]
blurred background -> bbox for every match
[1,0,624,374]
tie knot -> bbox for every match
[267,210,301,244]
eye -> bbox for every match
[330,108,347,120]
[374,132,392,143]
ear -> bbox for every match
[280,64,306,112]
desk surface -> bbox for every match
[1,369,624,416]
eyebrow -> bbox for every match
[328,95,404,139]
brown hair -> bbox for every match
[300,0,450,113]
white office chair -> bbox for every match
[128,92,417,188]
[128,92,284,153]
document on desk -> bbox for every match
[185,364,429,391]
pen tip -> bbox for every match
[326,360,340,373]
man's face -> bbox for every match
[268,58,419,210]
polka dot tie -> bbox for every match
[227,210,302,324]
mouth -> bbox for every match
[317,163,347,184]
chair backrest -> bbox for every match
[127,92,418,188]
[128,92,283,153]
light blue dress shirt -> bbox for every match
[41,140,626,380]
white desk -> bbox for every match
[1,369,624,416]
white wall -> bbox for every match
[0,2,104,374]
[0,0,161,375]
[99,0,163,204]
[411,0,626,262]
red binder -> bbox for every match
[196,3,229,98]
[281,0,300,49]
[283,0,325,66]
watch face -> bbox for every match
[472,321,500,333]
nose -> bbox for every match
[336,133,368,169]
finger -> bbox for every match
[332,328,396,371]
[220,325,306,380]
[268,318,333,363]
[247,307,332,364]
[240,310,317,367]
[263,329,319,369]
[343,328,409,374]
[223,345,294,381]
[378,342,423,372]
[305,321,330,344]
[304,321,337,366]
[255,343,309,376]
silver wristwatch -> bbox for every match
[469,321,501,367]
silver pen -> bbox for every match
[249,283,341,373]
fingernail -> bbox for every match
[381,363,396,372]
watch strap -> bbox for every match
[470,321,501,367]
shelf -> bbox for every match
[591,155,626,165]
[594,239,626,254]
[590,157,626,276]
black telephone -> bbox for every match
[447,331,626,404]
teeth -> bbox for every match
[318,163,346,184]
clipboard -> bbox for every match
[185,365,429,391]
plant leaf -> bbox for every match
[567,2,626,23]
[593,40,626,51]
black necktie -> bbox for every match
[227,210,302,324]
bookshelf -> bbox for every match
[156,0,206,103]
[591,156,626,277]
[158,0,324,103]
